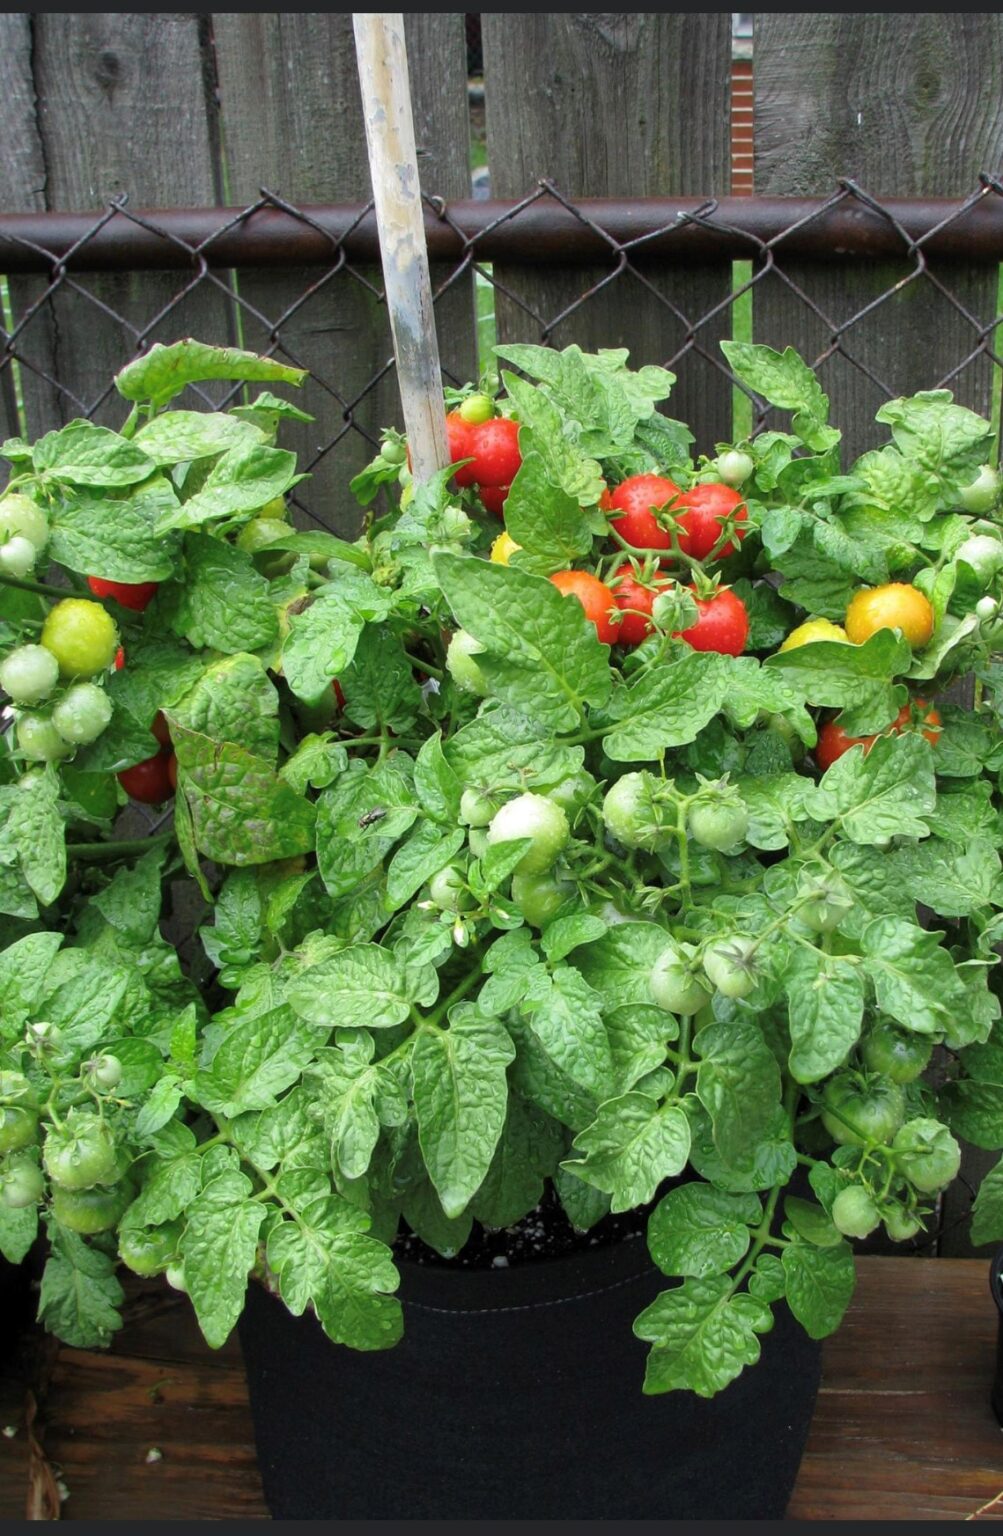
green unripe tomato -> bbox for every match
[468,828,490,859]
[446,630,489,696]
[81,1053,123,1092]
[860,1020,932,1084]
[714,450,754,488]
[17,714,74,762]
[0,644,60,705]
[0,535,38,578]
[0,1071,38,1107]
[119,1221,183,1277]
[511,870,574,928]
[458,393,495,425]
[50,1178,134,1236]
[42,1113,118,1190]
[379,438,407,466]
[459,787,498,827]
[892,1118,961,1193]
[165,1262,188,1293]
[486,792,570,876]
[0,493,48,552]
[821,1072,906,1148]
[831,1186,881,1240]
[428,865,473,912]
[602,771,675,852]
[0,1105,39,1154]
[796,869,854,934]
[883,1206,923,1242]
[0,1161,45,1210]
[650,942,712,1015]
[52,682,113,745]
[40,598,119,679]
[542,770,595,822]
[256,495,290,521]
[957,464,1000,515]
[687,793,749,852]
[955,533,1003,580]
[702,936,758,998]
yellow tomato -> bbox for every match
[844,584,934,648]
[779,618,851,652]
[490,531,521,565]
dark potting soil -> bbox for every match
[394,1183,648,1269]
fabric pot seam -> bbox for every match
[400,1264,652,1316]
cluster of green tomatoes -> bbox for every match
[0,493,120,765]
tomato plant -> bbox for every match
[0,335,999,1407]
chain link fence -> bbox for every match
[2,176,1003,533]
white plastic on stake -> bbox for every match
[353,14,450,484]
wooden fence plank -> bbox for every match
[482,13,734,455]
[24,14,230,430]
[0,15,61,445]
[753,13,1003,462]
[213,12,473,538]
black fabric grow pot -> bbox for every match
[238,1232,822,1520]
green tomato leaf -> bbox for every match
[597,651,729,761]
[38,1223,124,1348]
[647,1184,762,1278]
[115,340,306,408]
[33,419,156,487]
[412,1007,516,1218]
[521,965,614,1098]
[721,342,840,453]
[784,947,865,1084]
[781,1237,855,1339]
[970,1158,1003,1245]
[288,944,412,1031]
[0,931,63,1035]
[502,449,596,569]
[168,652,280,762]
[171,723,315,865]
[193,1006,319,1117]
[180,1169,267,1348]
[177,534,279,654]
[48,477,182,581]
[634,1276,773,1396]
[469,1095,563,1230]
[861,917,968,1035]
[133,410,265,465]
[568,1092,691,1212]
[432,552,612,732]
[805,731,935,844]
[694,1019,783,1170]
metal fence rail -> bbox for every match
[3,179,1003,534]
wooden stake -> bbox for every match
[353,13,450,484]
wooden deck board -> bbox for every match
[0,1257,1001,1520]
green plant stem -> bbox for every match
[404,651,444,681]
[67,830,173,862]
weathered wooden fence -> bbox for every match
[2,11,1003,1254]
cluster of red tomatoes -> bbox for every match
[444,409,750,657]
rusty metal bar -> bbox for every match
[3,194,1003,273]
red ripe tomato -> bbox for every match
[598,486,615,512]
[815,697,941,772]
[610,563,674,647]
[815,719,871,772]
[607,474,682,552]
[674,587,749,656]
[478,483,509,518]
[151,711,171,749]
[675,483,748,561]
[117,751,175,804]
[465,418,521,488]
[893,697,941,746]
[549,570,618,645]
[333,679,346,710]
[87,576,159,612]
[445,411,476,486]
[114,647,125,671]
